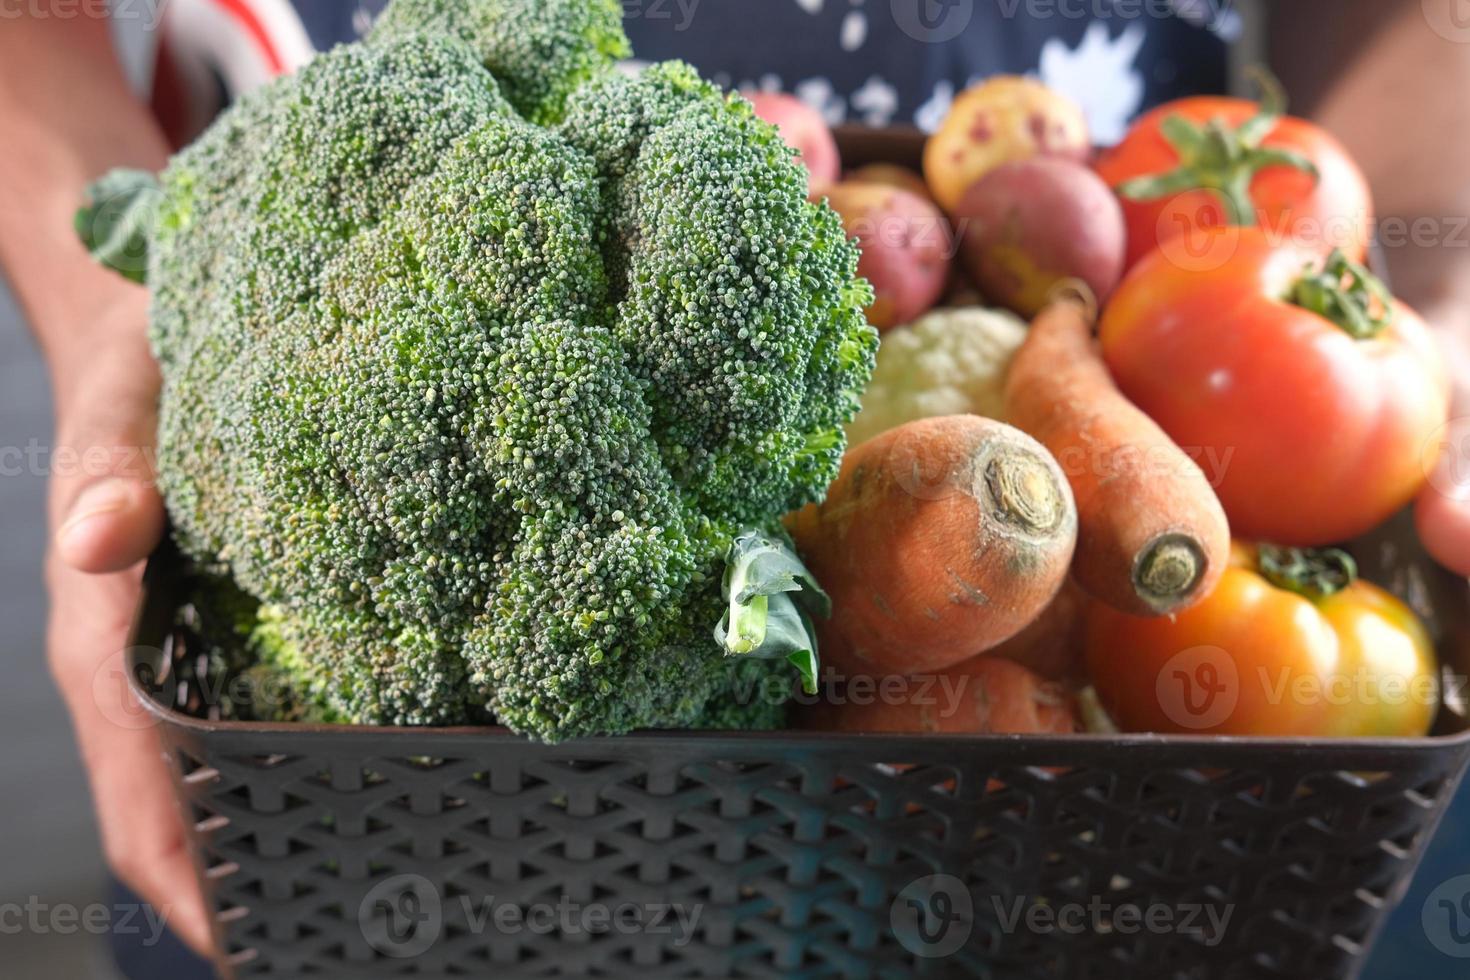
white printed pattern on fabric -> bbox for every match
[151,0,1154,143]
[1038,20,1146,145]
[774,2,1149,139]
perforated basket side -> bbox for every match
[138,714,1469,980]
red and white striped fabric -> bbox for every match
[149,0,315,146]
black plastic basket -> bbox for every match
[121,131,1470,979]
[127,518,1470,980]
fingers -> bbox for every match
[1417,487,1470,578]
[55,476,165,573]
[46,559,215,958]
[49,332,165,574]
[1417,410,1470,578]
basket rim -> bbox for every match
[123,645,1470,751]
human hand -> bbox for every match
[1415,320,1470,578]
[1417,416,1470,578]
[43,285,212,956]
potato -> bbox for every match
[745,92,840,194]
[847,163,933,202]
[923,76,1089,213]
[953,157,1125,317]
[825,181,953,331]
[798,656,1080,735]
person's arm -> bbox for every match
[1273,0,1470,573]
[0,5,210,954]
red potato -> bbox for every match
[953,158,1126,317]
[847,163,934,202]
[745,91,841,194]
[799,657,1080,735]
[786,415,1078,678]
[825,181,953,330]
[923,75,1090,214]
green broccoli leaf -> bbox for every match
[715,529,828,695]
[75,168,162,285]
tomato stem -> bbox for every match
[1114,67,1319,227]
[1257,545,1358,600]
[1289,250,1393,340]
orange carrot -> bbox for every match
[989,576,1087,682]
[1005,298,1230,616]
[786,415,1077,678]
[797,656,1080,735]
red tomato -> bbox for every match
[1094,92,1373,271]
[1086,544,1439,739]
[1100,228,1449,546]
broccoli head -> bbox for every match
[79,0,875,741]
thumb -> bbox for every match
[52,340,165,574]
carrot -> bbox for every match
[1004,297,1230,616]
[786,415,1077,678]
[797,656,1080,735]
[989,576,1087,682]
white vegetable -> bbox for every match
[846,306,1029,447]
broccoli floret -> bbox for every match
[559,63,876,526]
[369,0,629,124]
[81,0,874,741]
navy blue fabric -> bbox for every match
[108,879,213,980]
[620,1,1230,127]
[286,1,1231,130]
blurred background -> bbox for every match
[0,14,142,980]
[0,292,116,980]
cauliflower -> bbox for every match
[846,306,1029,447]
